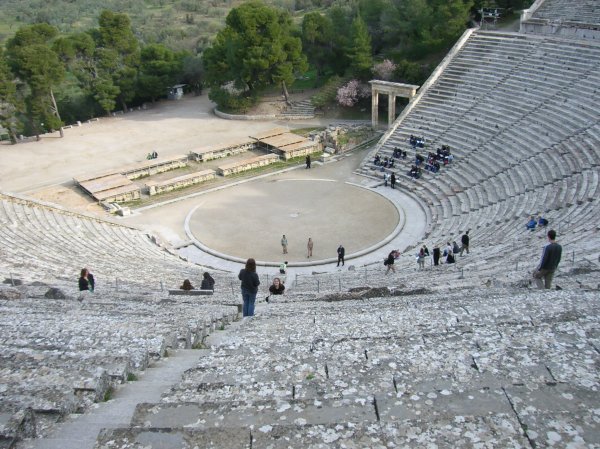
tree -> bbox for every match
[6,24,65,138]
[358,0,392,53]
[326,4,353,75]
[384,0,472,55]
[302,12,335,77]
[53,32,97,88]
[0,49,21,143]
[347,15,373,80]
[97,10,140,112]
[138,44,184,102]
[203,1,307,107]
[181,54,204,95]
[430,0,473,46]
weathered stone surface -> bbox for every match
[0,408,36,441]
[132,398,376,429]
[44,288,66,299]
[504,383,600,447]
[0,288,23,300]
[252,422,389,448]
[95,427,250,449]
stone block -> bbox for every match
[44,288,66,299]
[73,369,110,403]
[376,387,512,422]
[0,408,36,442]
[131,398,376,430]
[96,427,250,449]
[252,422,389,448]
[0,288,23,300]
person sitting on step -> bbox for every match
[180,279,194,290]
[200,272,215,290]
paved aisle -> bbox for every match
[27,349,205,449]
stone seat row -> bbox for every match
[0,285,239,443]
[96,290,600,448]
[532,0,600,23]
[0,195,197,287]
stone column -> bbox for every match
[371,90,379,128]
[388,94,396,127]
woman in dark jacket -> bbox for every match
[79,268,95,292]
[384,251,396,274]
[433,245,441,266]
[239,258,260,317]
[200,272,215,290]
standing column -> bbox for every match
[371,90,379,128]
[388,93,396,127]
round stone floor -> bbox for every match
[187,177,400,264]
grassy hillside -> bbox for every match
[0,0,311,53]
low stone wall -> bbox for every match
[146,170,216,196]
[214,108,315,121]
[276,143,321,161]
[190,141,254,162]
[124,156,189,180]
[96,185,141,203]
[217,154,280,176]
[214,108,276,121]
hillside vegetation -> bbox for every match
[0,0,323,52]
[0,0,533,141]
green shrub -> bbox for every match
[208,87,257,113]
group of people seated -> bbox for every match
[392,147,408,159]
[526,215,549,230]
[442,241,460,264]
[146,151,159,160]
[408,165,423,179]
[373,154,396,169]
[180,272,215,291]
[409,134,425,148]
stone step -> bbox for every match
[0,409,36,447]
[130,398,376,429]
[96,416,532,449]
[95,427,249,449]
[503,383,600,448]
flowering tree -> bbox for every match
[373,59,397,81]
[336,80,371,107]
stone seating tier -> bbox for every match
[531,0,600,25]
[0,284,239,442]
[361,31,600,264]
[95,289,599,448]
[0,194,198,287]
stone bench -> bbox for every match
[217,154,280,176]
[146,170,216,196]
[168,289,214,296]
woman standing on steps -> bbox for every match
[239,258,260,317]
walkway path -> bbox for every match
[26,348,206,449]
